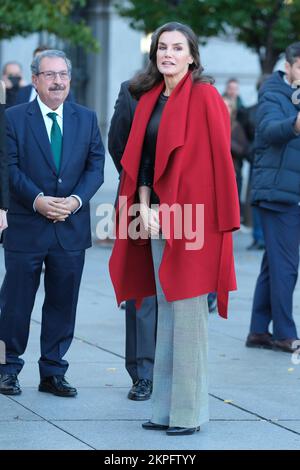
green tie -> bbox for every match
[47,112,62,171]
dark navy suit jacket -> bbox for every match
[0,103,9,209]
[4,98,105,252]
[15,85,35,105]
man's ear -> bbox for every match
[32,74,38,88]
[285,61,291,76]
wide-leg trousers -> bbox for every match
[150,237,209,428]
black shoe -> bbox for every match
[142,421,169,431]
[246,332,274,350]
[0,373,21,395]
[166,426,200,436]
[39,375,77,397]
[128,379,152,401]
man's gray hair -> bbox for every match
[31,49,72,76]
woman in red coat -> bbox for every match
[109,22,240,436]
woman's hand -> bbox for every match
[140,204,160,237]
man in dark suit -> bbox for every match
[108,81,157,401]
[0,50,105,396]
[0,81,9,227]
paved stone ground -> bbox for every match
[1,191,300,450]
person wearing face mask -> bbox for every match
[109,22,240,436]
[1,62,25,108]
[246,42,300,353]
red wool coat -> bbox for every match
[109,71,240,318]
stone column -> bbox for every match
[85,0,111,139]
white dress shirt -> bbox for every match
[33,96,82,213]
[37,95,63,138]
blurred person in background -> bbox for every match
[223,77,244,111]
[2,62,25,108]
[223,96,249,209]
[239,76,270,251]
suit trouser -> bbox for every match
[0,233,85,378]
[250,206,300,340]
[150,237,209,428]
[125,296,157,383]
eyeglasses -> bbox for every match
[37,71,70,81]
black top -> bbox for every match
[137,93,168,205]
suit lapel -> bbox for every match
[60,102,77,175]
[27,98,57,174]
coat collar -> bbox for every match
[26,98,77,175]
[121,71,193,191]
[154,71,193,184]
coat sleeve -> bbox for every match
[256,92,299,146]
[6,110,43,211]
[204,85,240,233]
[108,82,136,175]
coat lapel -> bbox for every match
[121,81,164,192]
[27,99,57,175]
[60,102,77,175]
[154,72,192,185]
[120,72,193,197]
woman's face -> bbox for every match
[156,30,193,82]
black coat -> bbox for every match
[0,102,9,209]
[108,81,138,175]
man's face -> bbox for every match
[285,57,300,85]
[32,57,70,110]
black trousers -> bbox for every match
[125,296,157,383]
